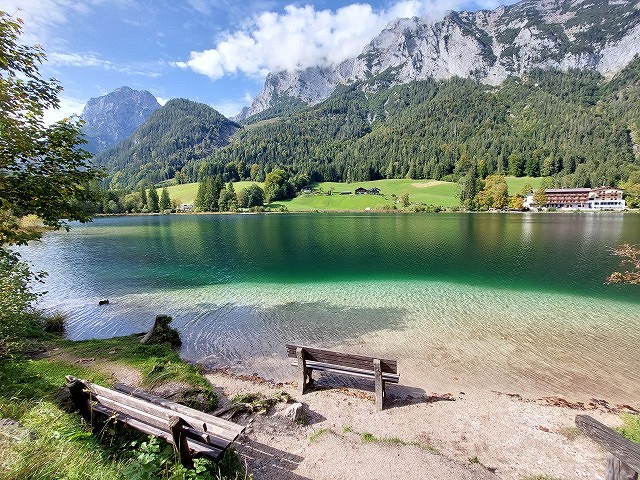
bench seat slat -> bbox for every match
[88,393,231,450]
[290,360,400,383]
[90,402,225,460]
[286,344,397,374]
[113,383,244,438]
[86,383,241,442]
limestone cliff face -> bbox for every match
[81,86,161,153]
[244,0,640,118]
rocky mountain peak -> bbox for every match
[81,86,161,153]
[242,0,640,120]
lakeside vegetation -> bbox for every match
[0,332,246,480]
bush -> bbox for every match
[0,250,46,358]
[44,313,65,333]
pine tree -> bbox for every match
[159,187,171,211]
[148,185,160,212]
[139,186,148,210]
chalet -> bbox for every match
[355,187,381,195]
[300,187,312,194]
[177,203,193,212]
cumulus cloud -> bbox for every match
[43,96,86,126]
[176,0,510,80]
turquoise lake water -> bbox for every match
[19,213,640,403]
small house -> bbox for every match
[367,187,381,195]
[355,187,368,195]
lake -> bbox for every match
[19,213,640,404]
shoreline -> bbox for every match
[93,208,637,217]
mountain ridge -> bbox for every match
[239,0,640,120]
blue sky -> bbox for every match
[5,0,515,122]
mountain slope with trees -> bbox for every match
[96,99,240,189]
[196,60,639,191]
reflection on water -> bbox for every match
[18,213,640,404]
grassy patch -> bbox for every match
[0,347,244,479]
[57,335,213,393]
[617,413,640,444]
[343,427,437,452]
[166,181,258,206]
[165,177,544,212]
[468,455,481,464]
[309,427,332,442]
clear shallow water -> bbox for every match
[19,213,640,404]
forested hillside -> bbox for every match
[97,99,240,188]
[104,59,640,191]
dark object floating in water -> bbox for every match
[98,299,109,306]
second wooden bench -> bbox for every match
[286,344,399,411]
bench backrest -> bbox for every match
[286,344,398,375]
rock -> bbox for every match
[279,402,304,423]
[150,382,217,412]
[0,418,36,441]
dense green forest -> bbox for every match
[99,58,640,193]
[97,98,240,189]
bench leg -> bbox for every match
[297,347,308,395]
[169,416,193,469]
[374,359,385,411]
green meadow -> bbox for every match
[166,177,544,211]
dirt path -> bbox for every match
[206,370,621,480]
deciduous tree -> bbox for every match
[0,13,103,246]
[607,244,640,285]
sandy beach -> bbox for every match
[204,368,635,480]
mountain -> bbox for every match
[96,99,240,189]
[81,86,161,153]
[244,0,640,119]
[206,58,640,189]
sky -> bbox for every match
[3,0,516,123]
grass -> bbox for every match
[617,413,640,444]
[166,181,257,206]
[309,427,333,442]
[0,332,249,479]
[339,426,438,453]
[58,335,215,400]
[165,176,543,212]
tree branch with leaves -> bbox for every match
[606,244,640,285]
[0,12,103,246]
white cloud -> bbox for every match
[175,0,510,81]
[155,96,169,106]
[211,99,247,118]
[43,96,85,126]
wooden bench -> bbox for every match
[286,344,399,411]
[66,375,244,467]
[576,415,640,480]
